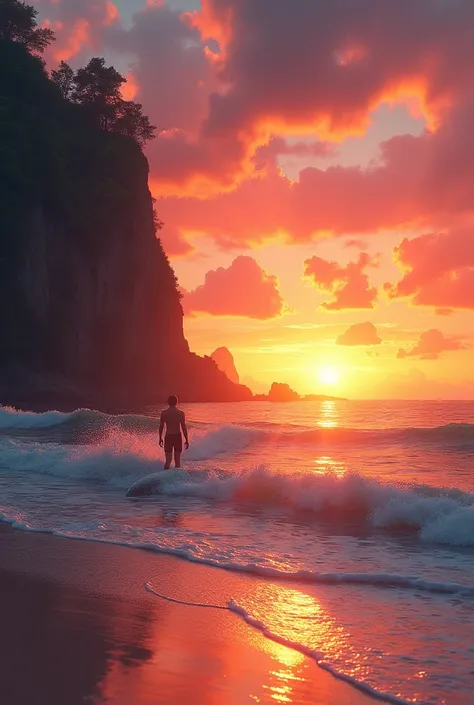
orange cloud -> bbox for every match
[387,230,474,309]
[121,72,138,101]
[344,239,369,250]
[70,0,474,206]
[253,137,336,171]
[38,0,474,253]
[337,322,382,346]
[191,0,471,149]
[303,253,379,311]
[52,17,90,61]
[107,3,218,137]
[183,256,285,319]
[38,0,120,63]
[397,329,467,360]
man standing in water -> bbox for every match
[159,395,189,469]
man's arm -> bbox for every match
[159,412,165,447]
[181,413,189,449]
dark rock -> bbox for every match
[210,347,240,384]
[0,41,252,409]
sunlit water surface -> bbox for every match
[1,400,474,704]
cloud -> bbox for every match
[183,256,285,319]
[166,0,474,245]
[386,229,474,309]
[337,322,382,346]
[37,0,474,254]
[107,3,217,137]
[303,253,378,311]
[397,329,467,360]
[344,238,369,250]
[38,0,120,63]
[253,137,336,170]
[191,0,473,141]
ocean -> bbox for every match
[0,400,473,705]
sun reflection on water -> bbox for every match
[317,400,339,428]
[313,455,346,477]
[245,582,370,704]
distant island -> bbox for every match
[210,351,346,402]
[254,382,346,402]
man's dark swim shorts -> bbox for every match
[164,433,182,453]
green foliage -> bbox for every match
[0,0,54,53]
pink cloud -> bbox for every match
[191,0,472,141]
[35,0,474,255]
[337,322,382,346]
[158,0,474,241]
[184,256,285,319]
[397,329,467,360]
[37,0,120,63]
[107,3,218,138]
[304,253,379,311]
[386,229,474,309]
[253,137,336,170]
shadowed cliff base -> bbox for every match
[0,5,251,407]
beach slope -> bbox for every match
[0,525,374,705]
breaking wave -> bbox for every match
[2,405,474,449]
[1,426,473,546]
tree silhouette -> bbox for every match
[114,100,156,146]
[1,4,155,146]
[73,57,125,132]
[0,0,54,53]
[69,58,156,144]
[51,61,75,100]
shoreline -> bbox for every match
[0,523,375,705]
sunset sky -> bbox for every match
[36,0,474,398]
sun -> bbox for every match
[318,366,340,386]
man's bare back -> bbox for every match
[159,395,189,469]
[160,406,185,435]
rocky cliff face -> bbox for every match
[0,41,251,407]
[210,347,240,384]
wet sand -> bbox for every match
[0,524,375,705]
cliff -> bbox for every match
[210,347,240,384]
[0,40,251,407]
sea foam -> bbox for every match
[2,406,474,449]
[1,427,473,546]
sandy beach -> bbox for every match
[0,524,375,705]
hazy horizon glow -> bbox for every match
[34,0,474,398]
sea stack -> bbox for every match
[210,347,240,384]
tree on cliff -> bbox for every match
[73,58,126,133]
[50,60,75,100]
[0,0,54,53]
[53,57,156,146]
[0,0,252,404]
[0,0,155,146]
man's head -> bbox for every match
[167,395,178,407]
